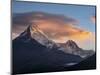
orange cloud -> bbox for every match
[91,16,96,24]
[68,32,93,41]
[13,12,78,39]
[31,17,95,44]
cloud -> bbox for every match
[12,12,95,50]
[91,16,96,24]
[36,22,94,43]
[12,11,78,38]
[13,12,78,25]
[75,32,95,50]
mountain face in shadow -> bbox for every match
[65,53,96,71]
[12,25,96,74]
[13,25,83,74]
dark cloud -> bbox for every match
[13,11,78,25]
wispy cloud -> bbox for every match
[91,16,96,24]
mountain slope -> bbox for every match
[13,25,83,74]
[58,40,94,58]
[65,53,96,71]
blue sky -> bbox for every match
[12,1,96,33]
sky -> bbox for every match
[12,1,96,50]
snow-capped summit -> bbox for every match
[66,40,79,50]
[58,40,94,58]
[58,40,80,54]
[18,24,57,49]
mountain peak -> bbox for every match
[19,24,57,49]
[66,40,79,49]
